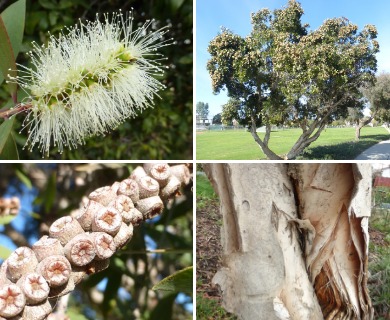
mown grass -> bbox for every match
[196,127,389,160]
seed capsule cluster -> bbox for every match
[0,164,191,319]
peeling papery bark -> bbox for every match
[204,163,373,320]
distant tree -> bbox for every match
[346,106,365,138]
[207,0,378,159]
[221,99,241,125]
[212,113,222,124]
[358,73,390,138]
[196,102,210,120]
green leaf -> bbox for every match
[0,131,19,160]
[170,0,185,11]
[149,293,177,320]
[178,53,193,65]
[1,0,26,59]
[0,0,26,95]
[0,17,16,95]
[0,215,16,225]
[0,245,12,260]
[15,168,32,189]
[102,272,121,317]
[38,0,57,10]
[43,172,57,213]
[66,308,89,320]
[0,117,15,154]
[152,266,193,295]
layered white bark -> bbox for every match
[204,163,373,320]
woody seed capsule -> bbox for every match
[32,236,64,262]
[91,207,122,236]
[37,255,71,287]
[143,163,171,187]
[64,234,96,266]
[117,178,139,203]
[76,200,106,231]
[0,283,26,317]
[49,216,84,245]
[7,247,38,282]
[88,186,117,206]
[137,176,160,199]
[16,273,49,305]
[135,196,164,220]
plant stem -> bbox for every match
[0,103,32,119]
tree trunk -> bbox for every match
[355,116,374,141]
[356,125,362,140]
[204,163,373,320]
[249,115,282,160]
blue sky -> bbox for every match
[196,0,390,118]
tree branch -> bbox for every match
[249,114,282,160]
[0,103,32,120]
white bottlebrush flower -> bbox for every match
[10,11,172,155]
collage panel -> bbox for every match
[0,163,193,319]
[195,1,390,315]
[196,163,390,319]
[196,0,390,161]
[0,0,192,160]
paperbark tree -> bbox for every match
[207,0,378,159]
[203,163,373,320]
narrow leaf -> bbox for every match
[0,117,15,154]
[43,172,57,213]
[149,293,177,320]
[152,266,193,295]
[0,131,19,160]
[0,245,12,260]
[15,168,32,189]
[0,215,16,225]
[0,0,26,95]
[1,0,26,58]
[0,16,16,94]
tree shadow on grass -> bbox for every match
[297,134,390,160]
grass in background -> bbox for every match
[196,172,236,319]
[197,293,237,320]
[196,127,389,160]
[196,172,217,209]
[369,210,390,319]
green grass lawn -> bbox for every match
[196,127,389,160]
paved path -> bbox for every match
[355,140,390,160]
